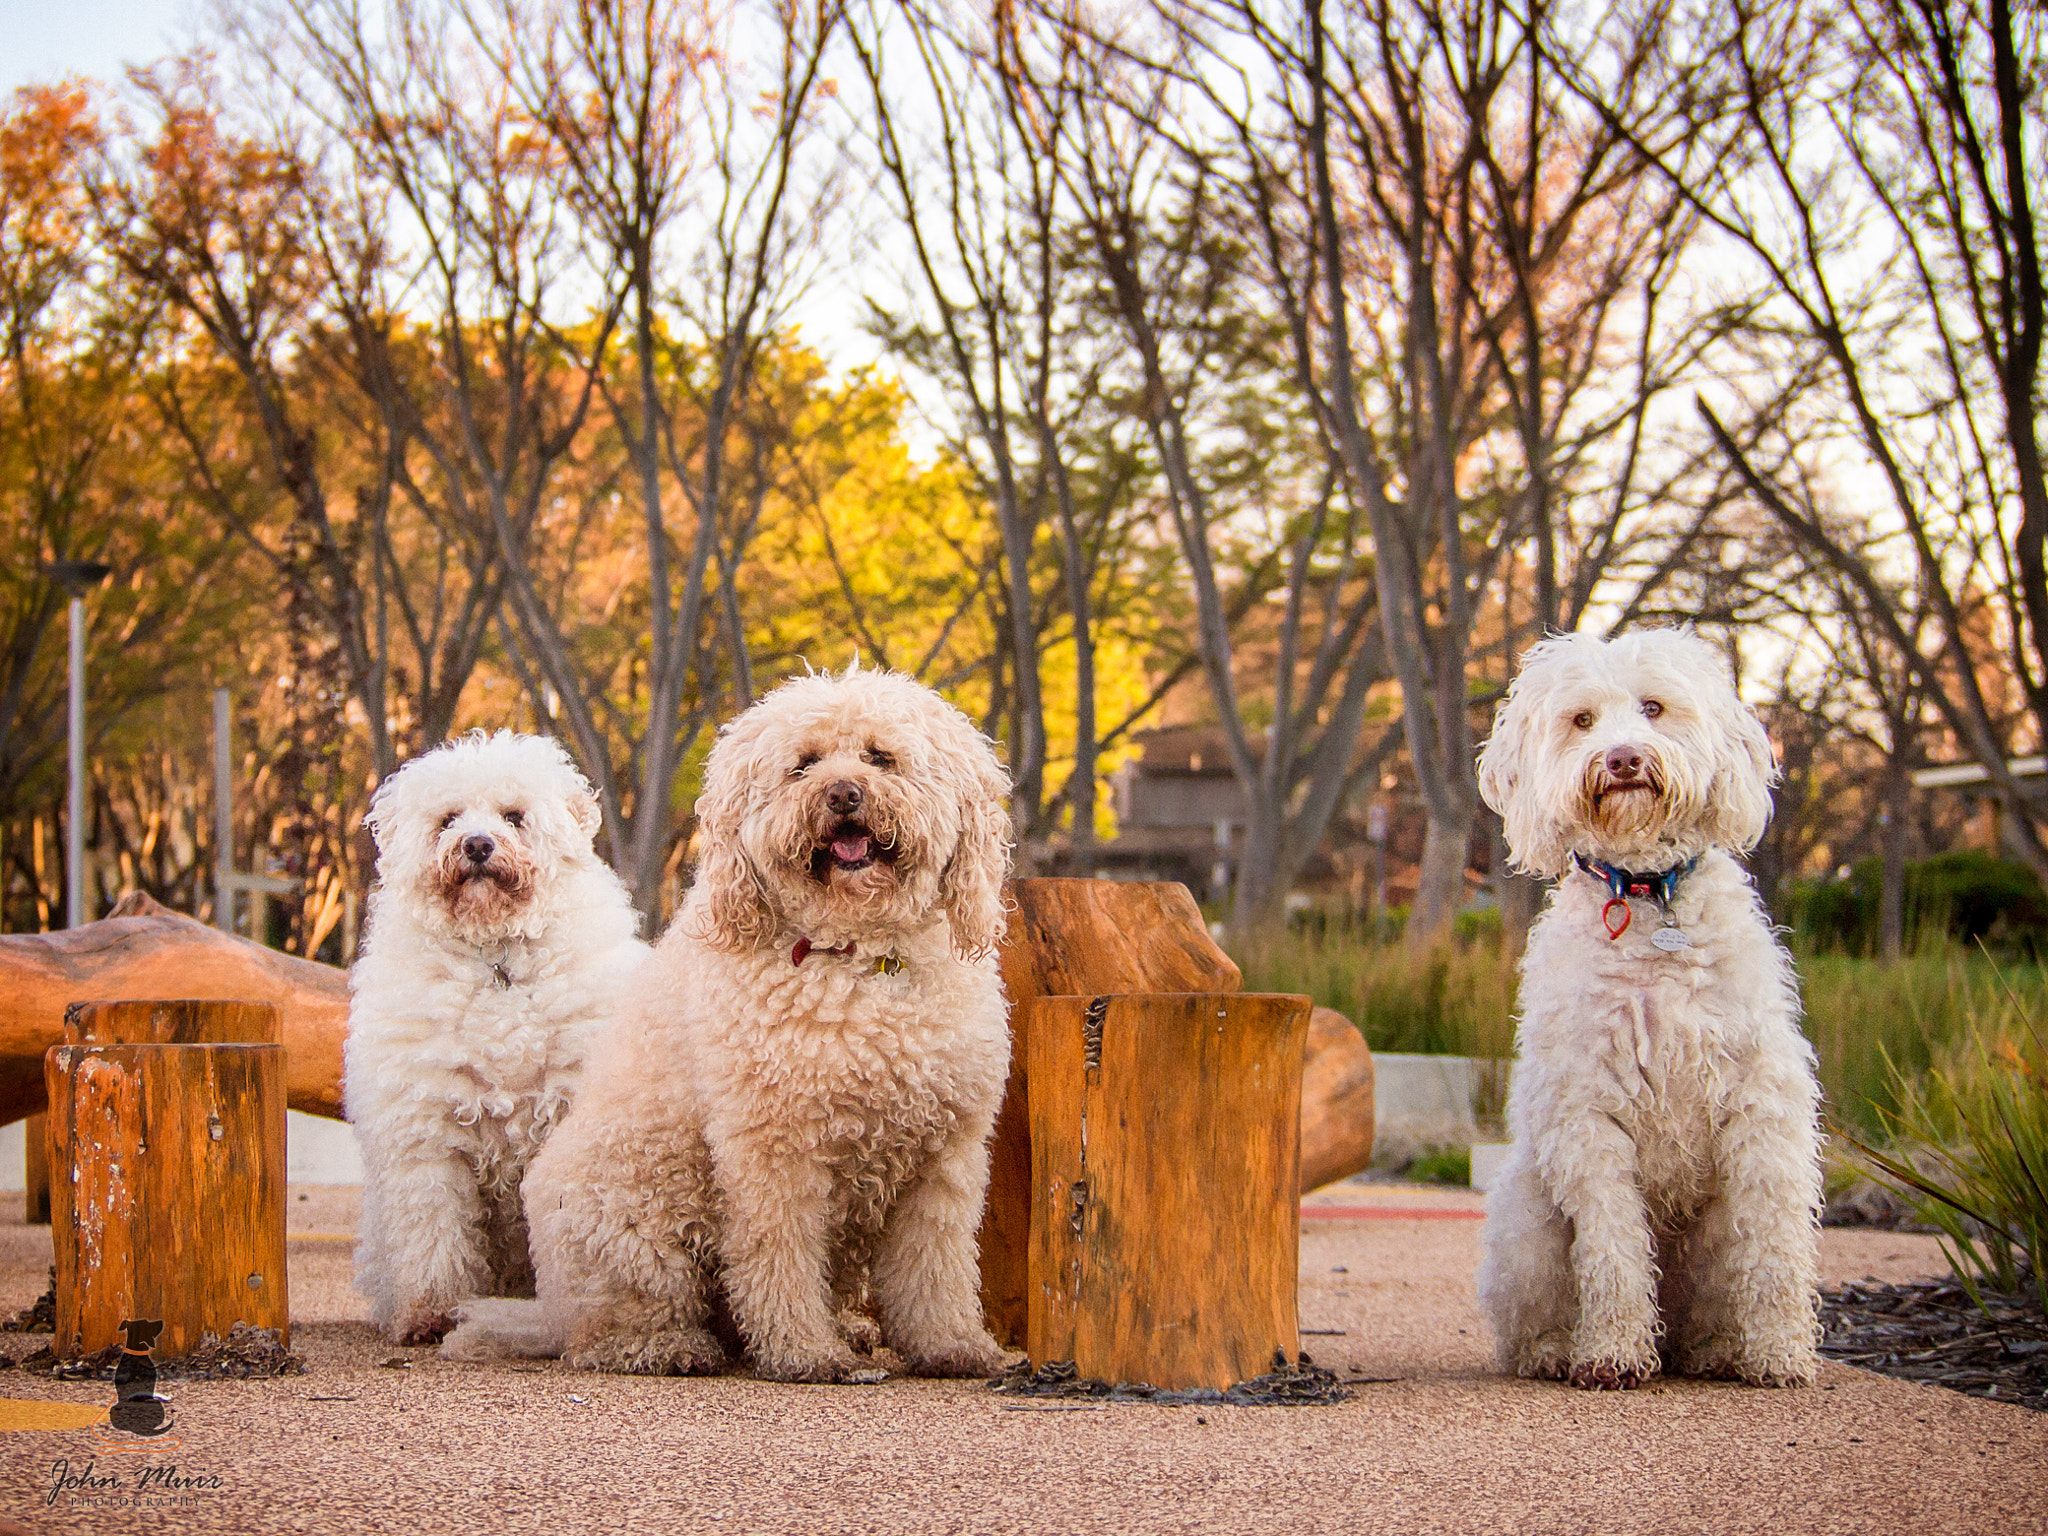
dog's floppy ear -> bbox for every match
[570,789,602,841]
[682,727,778,952]
[1707,692,1779,853]
[362,766,406,856]
[938,713,1014,961]
[1475,695,1523,819]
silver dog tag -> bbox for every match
[1651,926,1692,952]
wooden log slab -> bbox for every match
[1027,991,1312,1391]
[47,1000,288,1358]
[1300,1006,1376,1192]
[981,879,1242,1347]
[0,892,348,1125]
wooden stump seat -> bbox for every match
[47,1000,288,1359]
[1028,991,1312,1391]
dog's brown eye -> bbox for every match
[1641,699,1664,720]
[439,811,460,831]
[792,753,820,777]
[502,809,525,829]
[1572,711,1595,730]
[863,746,896,771]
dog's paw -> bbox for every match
[1567,1357,1657,1391]
[390,1307,458,1347]
[899,1334,1009,1380]
[836,1308,883,1357]
[565,1327,727,1377]
[752,1345,866,1384]
[1514,1332,1573,1381]
[1675,1334,1815,1388]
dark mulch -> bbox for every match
[0,1268,304,1380]
[1821,1277,2048,1412]
[13,1322,307,1382]
[0,1267,56,1334]
[991,1351,1350,1407]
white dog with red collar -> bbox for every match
[1475,627,1822,1390]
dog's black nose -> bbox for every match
[1604,745,1644,779]
[826,780,864,817]
[462,834,496,864]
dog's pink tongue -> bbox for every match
[832,833,871,863]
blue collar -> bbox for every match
[1572,851,1700,908]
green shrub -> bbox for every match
[1787,850,2048,957]
[1403,1145,1472,1185]
[1844,1009,2047,1313]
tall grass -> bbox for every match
[1841,1005,2048,1310]
[1230,920,2048,1133]
[1799,948,2048,1132]
[1232,918,1515,1062]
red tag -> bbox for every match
[1603,898,1632,940]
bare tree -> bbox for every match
[1602,0,2048,885]
[468,0,844,912]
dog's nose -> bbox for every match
[462,834,496,865]
[826,780,864,817]
[1604,745,1645,780]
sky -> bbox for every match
[3,0,196,93]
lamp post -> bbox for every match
[42,560,113,929]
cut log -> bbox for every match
[47,1000,288,1358]
[1300,1006,1376,1192]
[1027,991,1311,1390]
[980,879,1241,1347]
[23,1112,48,1224]
[0,892,347,1125]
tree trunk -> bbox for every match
[1879,752,1911,962]
[1409,806,1473,951]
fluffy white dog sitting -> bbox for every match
[449,665,1014,1382]
[348,731,644,1345]
[1475,628,1822,1390]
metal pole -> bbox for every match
[214,688,234,933]
[66,597,86,929]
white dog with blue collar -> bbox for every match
[1475,627,1822,1390]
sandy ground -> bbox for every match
[0,1186,2038,1536]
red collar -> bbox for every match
[791,936,855,966]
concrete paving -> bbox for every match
[0,1188,2038,1535]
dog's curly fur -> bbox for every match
[452,666,1014,1382]
[347,731,645,1345]
[1475,628,1823,1391]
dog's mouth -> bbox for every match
[811,819,897,880]
[1596,781,1655,800]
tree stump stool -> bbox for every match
[45,999,288,1359]
[1028,992,1312,1391]
[980,880,1241,1346]
[1299,1006,1376,1193]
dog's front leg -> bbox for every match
[1674,1057,1823,1387]
[713,1136,864,1383]
[873,1117,1007,1378]
[1544,1113,1661,1389]
[359,1143,489,1345]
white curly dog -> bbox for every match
[1475,628,1822,1390]
[447,665,1014,1382]
[347,731,644,1345]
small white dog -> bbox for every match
[1475,628,1822,1390]
[452,665,1014,1382]
[347,731,644,1345]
